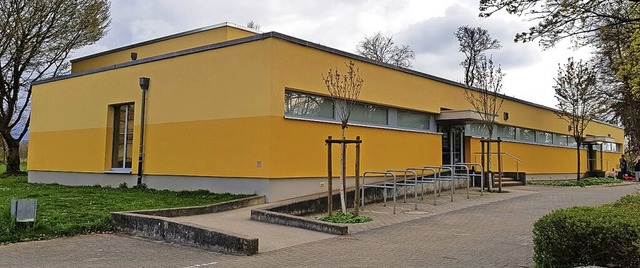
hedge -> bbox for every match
[533,195,640,268]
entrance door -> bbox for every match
[442,126,464,165]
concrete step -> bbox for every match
[492,177,524,187]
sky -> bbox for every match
[72,0,593,108]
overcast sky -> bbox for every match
[73,0,593,108]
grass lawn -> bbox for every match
[0,175,251,243]
[527,177,623,187]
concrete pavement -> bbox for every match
[1,183,638,267]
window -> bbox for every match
[536,131,553,144]
[468,123,489,137]
[397,110,431,130]
[497,125,516,140]
[112,104,135,169]
[567,137,577,147]
[284,90,436,132]
[553,134,568,146]
[519,128,536,143]
[600,142,619,152]
[350,103,388,125]
[284,91,334,119]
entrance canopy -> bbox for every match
[436,110,496,124]
[583,135,616,144]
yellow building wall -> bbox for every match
[30,39,274,176]
[466,138,589,174]
[71,26,256,73]
[29,35,623,180]
[268,118,442,178]
[266,38,622,175]
[266,38,623,143]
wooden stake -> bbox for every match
[355,136,361,216]
[327,136,333,216]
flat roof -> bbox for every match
[34,27,622,130]
[70,22,261,63]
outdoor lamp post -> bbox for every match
[137,77,150,186]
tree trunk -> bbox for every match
[576,143,581,181]
[5,138,21,175]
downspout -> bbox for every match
[137,77,150,186]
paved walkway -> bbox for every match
[174,187,536,253]
[1,183,638,267]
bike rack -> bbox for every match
[424,165,454,202]
[405,167,439,205]
[385,169,419,210]
[457,162,484,196]
[361,171,398,214]
[442,164,470,199]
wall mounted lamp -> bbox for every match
[139,77,150,91]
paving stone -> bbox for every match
[1,183,638,267]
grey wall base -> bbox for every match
[527,173,586,181]
[110,196,265,256]
[28,171,378,202]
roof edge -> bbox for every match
[37,30,623,131]
[70,22,261,63]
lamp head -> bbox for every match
[139,77,150,91]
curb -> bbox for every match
[250,208,348,235]
[110,195,265,255]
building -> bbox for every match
[28,23,623,201]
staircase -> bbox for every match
[493,177,524,187]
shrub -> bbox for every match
[533,195,640,268]
[528,177,621,187]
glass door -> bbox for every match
[441,126,464,165]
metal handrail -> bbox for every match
[587,158,616,172]
[473,152,522,182]
[474,151,522,162]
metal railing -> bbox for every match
[473,152,522,181]
[405,167,439,205]
[457,163,484,195]
[407,167,438,206]
[442,164,470,199]
[361,162,484,212]
[587,158,616,172]
[361,171,398,214]
[385,169,419,210]
[424,165,454,202]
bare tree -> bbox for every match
[554,58,601,180]
[356,32,415,68]
[455,26,501,87]
[479,0,640,48]
[464,56,505,191]
[246,20,260,30]
[0,0,110,174]
[322,61,364,213]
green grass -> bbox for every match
[318,211,373,224]
[0,163,27,174]
[527,177,622,187]
[0,175,251,243]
